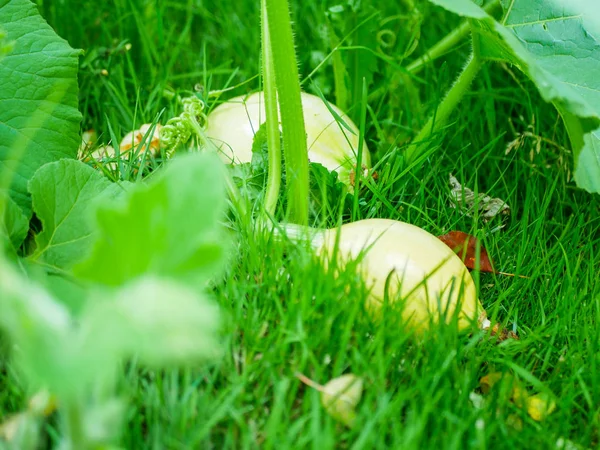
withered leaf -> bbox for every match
[320,374,363,427]
[449,174,510,221]
[438,231,495,273]
[479,372,557,422]
[525,393,557,421]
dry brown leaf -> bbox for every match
[449,174,510,221]
[437,231,495,273]
[438,230,528,280]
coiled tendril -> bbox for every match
[160,95,209,154]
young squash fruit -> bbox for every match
[285,218,486,332]
[205,91,370,183]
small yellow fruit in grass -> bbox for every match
[119,123,162,156]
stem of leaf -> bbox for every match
[64,401,86,450]
[352,78,368,221]
[405,51,482,164]
[327,20,349,112]
[261,0,282,219]
[405,0,500,75]
[265,0,309,226]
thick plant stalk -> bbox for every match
[405,52,482,164]
[264,0,309,225]
[260,0,282,219]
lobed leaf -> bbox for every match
[0,255,73,393]
[0,0,83,215]
[80,277,222,369]
[0,255,223,399]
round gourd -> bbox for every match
[289,218,485,332]
[205,91,370,175]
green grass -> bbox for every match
[2,0,600,448]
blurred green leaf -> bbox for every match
[0,256,73,393]
[80,277,222,369]
[73,152,228,287]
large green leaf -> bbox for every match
[0,0,82,216]
[427,0,600,194]
[28,160,128,272]
[73,152,228,287]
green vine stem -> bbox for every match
[261,0,282,219]
[351,78,368,221]
[326,21,349,112]
[264,0,309,225]
[405,21,471,75]
[404,52,482,164]
[405,0,500,75]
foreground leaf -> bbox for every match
[0,412,40,450]
[80,277,222,369]
[74,152,228,286]
[28,160,128,271]
[0,254,223,398]
[0,255,72,391]
[428,0,600,193]
[0,0,83,215]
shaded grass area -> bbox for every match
[1,0,599,448]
